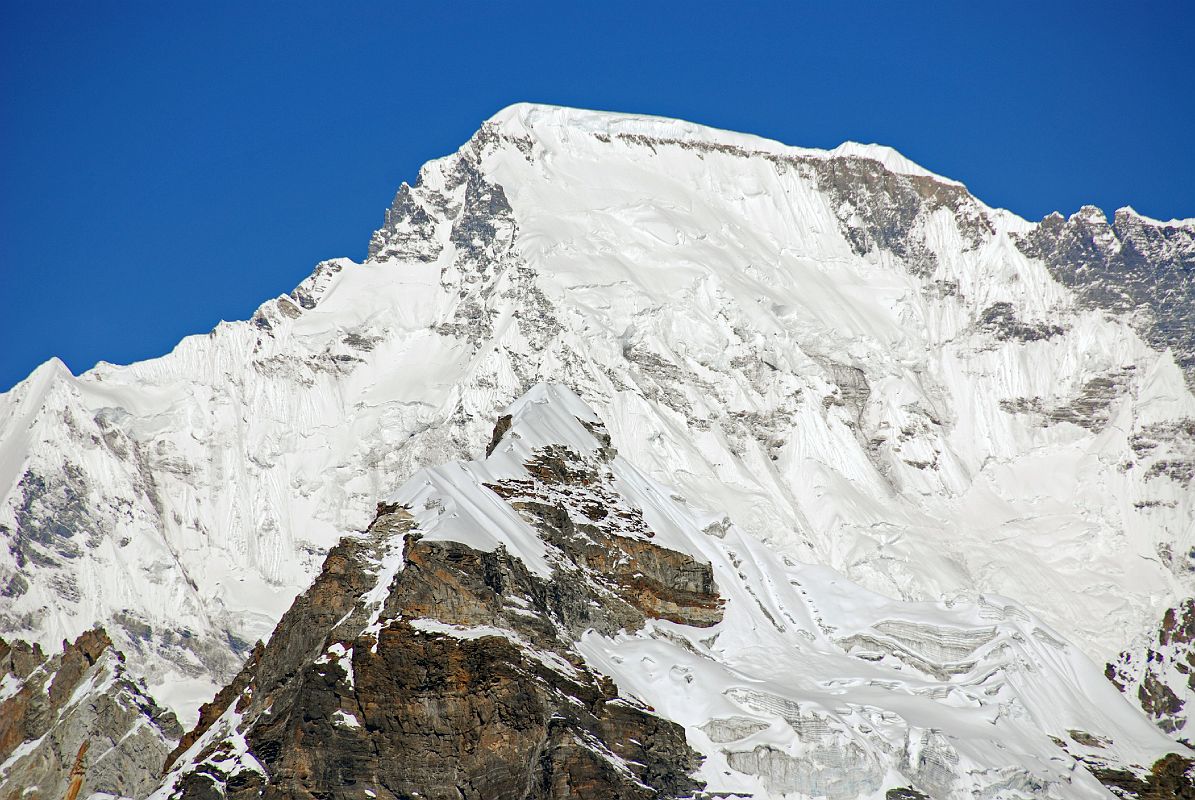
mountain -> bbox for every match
[0,628,181,799]
[150,385,1186,799]
[1,103,1193,797]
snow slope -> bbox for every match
[1,103,1192,734]
[154,384,1184,799]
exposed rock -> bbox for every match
[978,301,1066,342]
[999,367,1136,433]
[487,445,723,630]
[1108,600,1195,735]
[803,155,993,278]
[815,356,870,427]
[368,182,443,263]
[1087,753,1195,799]
[157,415,715,799]
[886,788,930,800]
[1129,418,1195,487]
[486,413,513,457]
[0,628,181,800]
[163,641,264,772]
[611,128,994,279]
[1016,207,1195,387]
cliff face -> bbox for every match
[156,395,716,799]
[1108,600,1195,739]
[1016,206,1195,385]
[0,628,181,800]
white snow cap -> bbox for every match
[486,102,963,185]
[1116,205,1195,228]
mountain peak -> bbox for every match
[4,102,1195,800]
[483,102,960,185]
[1115,205,1195,229]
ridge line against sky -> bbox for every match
[2,2,1192,392]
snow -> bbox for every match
[354,384,1181,796]
[490,103,965,186]
[0,673,19,703]
[1117,205,1195,228]
[0,736,45,781]
[330,709,361,729]
[829,140,964,186]
[408,616,582,678]
[315,642,354,688]
[0,102,1191,765]
[149,691,262,800]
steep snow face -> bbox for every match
[1,103,1192,732]
[154,385,1183,800]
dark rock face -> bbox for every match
[802,156,993,278]
[1107,600,1195,736]
[234,618,699,800]
[886,788,930,800]
[998,367,1138,434]
[1087,753,1195,800]
[1046,737,1195,798]
[0,628,181,800]
[486,414,513,457]
[160,416,717,800]
[977,301,1066,342]
[1015,207,1195,387]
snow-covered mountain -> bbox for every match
[151,384,1186,799]
[1,103,1193,796]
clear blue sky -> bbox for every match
[2,2,1192,392]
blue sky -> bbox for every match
[2,2,1192,392]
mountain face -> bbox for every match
[152,386,1186,799]
[1,103,1194,798]
[1017,206,1195,384]
[0,628,181,799]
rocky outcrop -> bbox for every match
[1130,418,1195,488]
[163,641,264,772]
[156,411,717,799]
[998,367,1137,433]
[977,301,1066,343]
[485,443,723,631]
[1087,753,1195,799]
[1016,206,1195,387]
[1108,601,1195,737]
[0,628,181,800]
